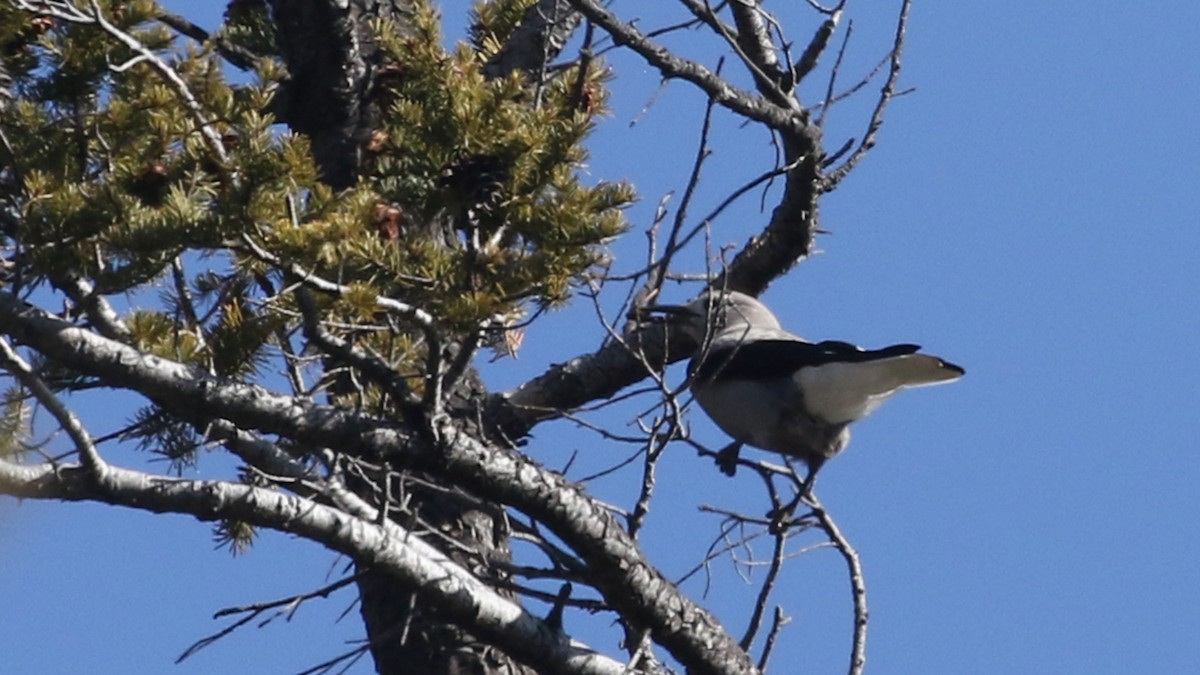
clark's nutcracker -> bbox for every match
[646,291,964,493]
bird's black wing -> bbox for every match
[691,340,922,382]
[815,341,922,360]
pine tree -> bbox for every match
[0,2,916,674]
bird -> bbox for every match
[643,290,964,496]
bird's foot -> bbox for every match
[767,480,820,534]
[767,498,801,535]
[714,442,742,476]
[797,461,822,503]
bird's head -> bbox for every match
[637,290,783,345]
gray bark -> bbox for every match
[0,290,758,675]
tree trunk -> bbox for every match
[267,3,534,673]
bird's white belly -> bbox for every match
[693,379,782,448]
[692,378,846,459]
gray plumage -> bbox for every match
[647,291,964,491]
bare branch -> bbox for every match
[642,64,721,297]
[293,287,419,409]
[794,4,845,84]
[154,9,258,71]
[54,275,130,340]
[726,1,790,100]
[822,0,911,190]
[739,526,787,651]
[179,575,361,663]
[756,606,789,672]
[207,420,316,485]
[675,0,736,37]
[809,495,868,675]
[712,135,823,296]
[567,0,805,134]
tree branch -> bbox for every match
[0,457,625,675]
[726,1,790,100]
[0,291,757,675]
[483,0,582,80]
[821,0,910,190]
[809,495,868,675]
[0,336,105,472]
[567,0,805,134]
[154,9,259,72]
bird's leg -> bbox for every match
[768,457,827,532]
[714,441,743,476]
[799,456,827,501]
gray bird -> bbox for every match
[645,291,964,494]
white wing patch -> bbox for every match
[797,354,962,424]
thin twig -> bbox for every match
[295,643,371,675]
[251,274,308,395]
[567,0,805,134]
[822,0,911,189]
[675,0,734,37]
[626,406,680,537]
[645,69,721,297]
[757,606,790,672]
[178,575,361,663]
[109,2,229,164]
[817,18,853,127]
[739,524,788,650]
[293,287,418,408]
[0,337,105,472]
[809,494,868,675]
[677,511,769,588]
[705,0,794,107]
[654,154,808,274]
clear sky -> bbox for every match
[3,2,1199,673]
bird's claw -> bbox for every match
[766,501,799,535]
[714,442,742,476]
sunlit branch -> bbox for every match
[809,494,869,675]
[0,456,627,675]
[0,336,105,472]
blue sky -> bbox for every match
[3,1,1199,673]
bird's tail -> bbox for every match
[876,353,965,389]
[799,351,965,424]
